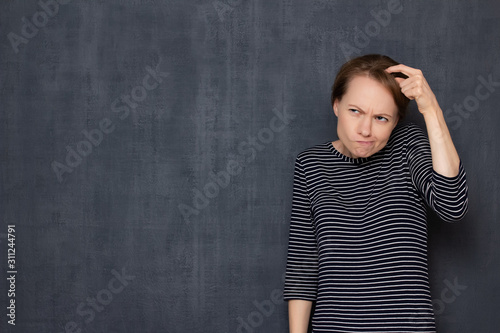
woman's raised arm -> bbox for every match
[386,64,461,177]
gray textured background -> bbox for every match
[1,0,499,332]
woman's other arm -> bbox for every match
[284,156,318,330]
[288,300,312,333]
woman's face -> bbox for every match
[333,75,399,159]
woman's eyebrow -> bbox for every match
[376,113,394,118]
[348,104,364,111]
[348,104,394,118]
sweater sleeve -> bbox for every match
[283,155,319,301]
[405,124,469,222]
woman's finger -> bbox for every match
[385,64,421,77]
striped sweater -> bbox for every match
[284,122,468,332]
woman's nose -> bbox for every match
[358,117,371,137]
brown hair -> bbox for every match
[331,54,410,121]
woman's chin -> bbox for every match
[352,148,377,159]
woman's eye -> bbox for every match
[376,116,388,122]
[349,109,359,113]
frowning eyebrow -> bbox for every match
[348,104,395,118]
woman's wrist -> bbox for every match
[422,105,449,142]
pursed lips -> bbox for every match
[356,141,374,145]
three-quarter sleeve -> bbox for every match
[405,124,469,222]
[283,156,319,301]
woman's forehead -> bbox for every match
[342,76,398,113]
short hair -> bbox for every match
[331,54,410,121]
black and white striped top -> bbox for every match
[284,122,468,332]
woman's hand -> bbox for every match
[385,64,439,115]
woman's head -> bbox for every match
[330,54,410,159]
[331,54,410,121]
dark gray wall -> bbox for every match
[1,0,499,332]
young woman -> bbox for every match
[283,54,469,332]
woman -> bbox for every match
[283,54,468,332]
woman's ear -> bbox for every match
[333,99,339,117]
